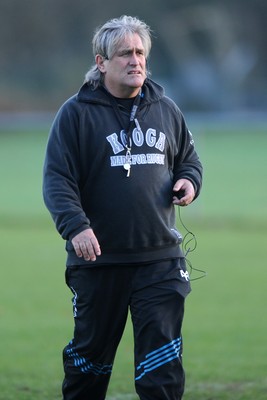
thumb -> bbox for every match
[173,180,183,192]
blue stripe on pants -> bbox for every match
[135,337,182,381]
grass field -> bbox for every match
[0,122,266,399]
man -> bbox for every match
[43,15,203,400]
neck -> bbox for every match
[114,96,135,112]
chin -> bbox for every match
[129,78,145,89]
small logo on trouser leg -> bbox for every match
[180,270,190,282]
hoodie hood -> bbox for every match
[76,78,165,107]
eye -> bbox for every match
[118,50,131,57]
[117,49,145,57]
[137,50,145,56]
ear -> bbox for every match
[95,54,107,73]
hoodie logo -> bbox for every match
[106,127,166,167]
[189,130,194,146]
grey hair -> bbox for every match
[84,15,152,86]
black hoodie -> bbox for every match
[43,79,203,266]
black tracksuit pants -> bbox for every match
[62,259,191,400]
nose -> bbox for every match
[129,51,139,65]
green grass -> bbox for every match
[0,126,267,399]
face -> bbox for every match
[96,33,147,98]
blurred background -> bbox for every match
[0,0,267,114]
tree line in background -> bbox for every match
[0,0,266,112]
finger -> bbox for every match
[89,235,101,256]
[85,238,102,261]
[79,241,92,261]
[177,198,188,207]
[71,229,101,261]
[72,241,83,258]
[73,240,94,261]
[180,193,194,206]
[173,193,192,206]
[179,200,188,207]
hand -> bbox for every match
[71,229,101,262]
[173,179,195,206]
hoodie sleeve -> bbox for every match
[172,112,203,199]
[42,99,90,240]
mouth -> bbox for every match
[128,70,141,75]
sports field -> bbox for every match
[0,121,266,399]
